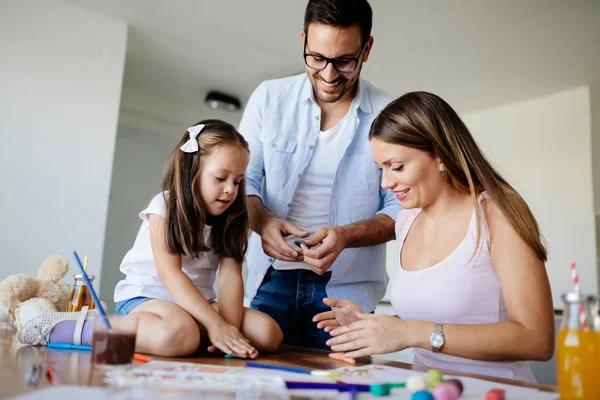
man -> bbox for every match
[239,0,400,349]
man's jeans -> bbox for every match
[250,267,332,350]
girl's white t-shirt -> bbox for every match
[113,192,220,303]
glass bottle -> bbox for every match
[66,274,96,312]
[556,292,600,399]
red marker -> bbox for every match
[45,365,59,385]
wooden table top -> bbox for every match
[0,329,556,399]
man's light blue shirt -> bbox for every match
[239,73,401,313]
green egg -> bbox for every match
[425,369,444,388]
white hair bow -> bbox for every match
[180,124,205,153]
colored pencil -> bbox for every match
[329,352,356,364]
[133,353,151,363]
[285,381,370,392]
[47,342,92,351]
[45,364,59,385]
[246,362,311,374]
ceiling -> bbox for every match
[65,0,600,135]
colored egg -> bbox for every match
[485,388,506,400]
[444,379,464,394]
[412,390,435,400]
[425,369,444,388]
[432,382,460,400]
[406,375,428,392]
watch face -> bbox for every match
[430,333,444,348]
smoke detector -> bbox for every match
[204,90,242,112]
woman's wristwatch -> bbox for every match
[429,323,445,353]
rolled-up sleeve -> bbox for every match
[377,185,402,221]
[238,82,267,202]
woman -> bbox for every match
[313,92,554,381]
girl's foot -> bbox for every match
[18,307,98,346]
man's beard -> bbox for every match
[311,73,358,104]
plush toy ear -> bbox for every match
[38,255,69,284]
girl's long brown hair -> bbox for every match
[370,92,547,261]
[161,119,249,262]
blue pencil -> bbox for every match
[47,342,92,351]
[73,251,111,330]
[246,362,311,375]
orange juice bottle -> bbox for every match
[66,274,96,312]
[556,293,600,399]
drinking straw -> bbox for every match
[570,262,587,330]
[73,251,111,330]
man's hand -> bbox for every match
[260,216,309,262]
[301,226,348,275]
[313,298,364,332]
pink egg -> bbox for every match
[444,379,464,394]
[432,382,460,400]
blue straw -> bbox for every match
[73,251,111,330]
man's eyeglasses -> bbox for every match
[303,41,367,73]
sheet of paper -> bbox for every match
[10,385,291,400]
[330,365,558,400]
[11,386,114,400]
[445,375,558,400]
[335,365,415,384]
[99,360,558,400]
[103,361,292,399]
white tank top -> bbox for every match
[114,192,220,303]
[390,192,536,382]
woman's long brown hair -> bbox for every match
[370,92,547,261]
[161,119,249,262]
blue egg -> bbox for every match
[411,390,434,400]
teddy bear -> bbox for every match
[0,255,77,331]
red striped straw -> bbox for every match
[570,262,588,330]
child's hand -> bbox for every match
[207,320,258,358]
[313,298,364,332]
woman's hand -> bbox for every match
[313,298,364,332]
[326,312,409,358]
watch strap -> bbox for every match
[432,322,444,353]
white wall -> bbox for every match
[384,87,597,308]
[590,82,600,293]
[466,86,597,306]
[0,0,127,286]
[99,127,174,311]
[592,82,600,215]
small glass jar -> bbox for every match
[66,274,96,312]
[92,315,138,367]
[556,292,600,399]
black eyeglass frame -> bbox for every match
[303,41,368,73]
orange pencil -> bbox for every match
[134,353,151,363]
[329,352,356,365]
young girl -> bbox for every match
[20,120,283,358]
[313,92,555,381]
